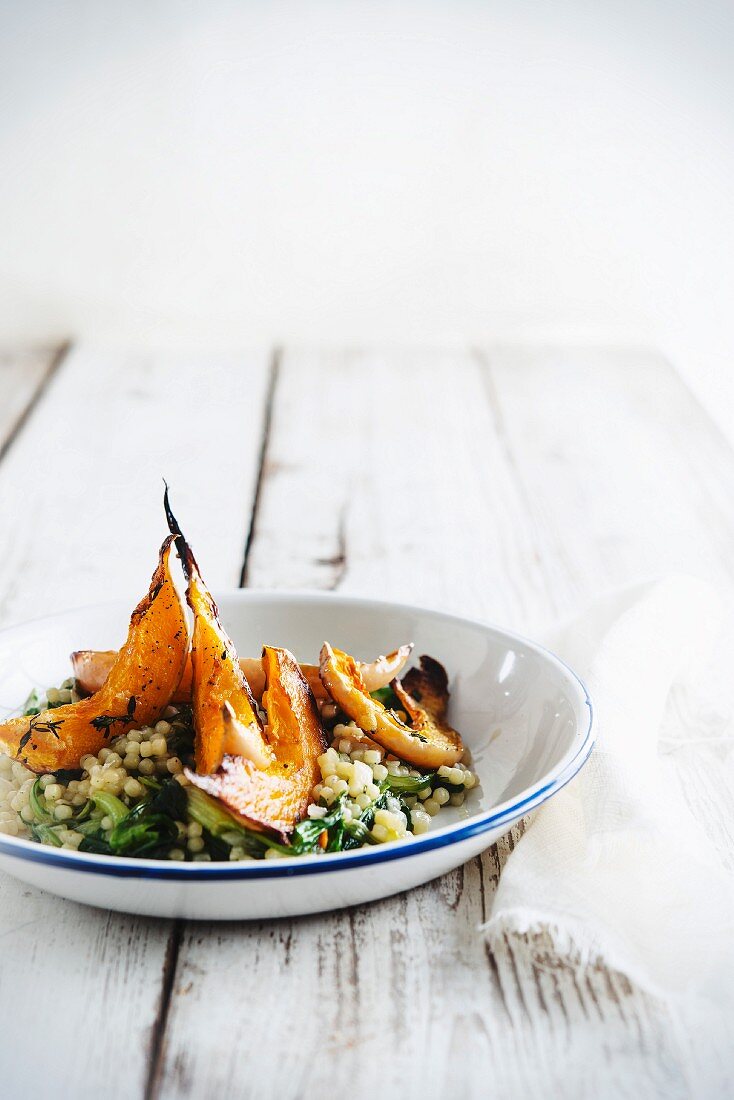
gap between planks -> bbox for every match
[0,341,71,463]
[145,347,281,1100]
[144,920,185,1100]
[240,348,282,587]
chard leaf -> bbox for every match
[386,771,434,794]
[109,811,178,855]
[370,686,398,708]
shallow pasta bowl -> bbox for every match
[0,591,593,919]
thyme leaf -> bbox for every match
[90,695,137,735]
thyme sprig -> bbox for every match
[19,713,64,750]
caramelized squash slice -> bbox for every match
[70,645,413,703]
[164,491,326,837]
[0,536,188,772]
[319,643,463,769]
[390,656,464,768]
[187,646,327,838]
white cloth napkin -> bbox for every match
[482,576,734,1007]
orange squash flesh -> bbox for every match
[319,643,383,732]
[186,646,327,838]
[0,537,188,773]
[185,559,266,776]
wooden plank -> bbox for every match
[244,348,557,624]
[0,346,272,1100]
[483,346,734,603]
[0,347,272,623]
[154,349,728,1099]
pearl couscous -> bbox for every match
[0,680,478,861]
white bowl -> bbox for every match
[0,591,593,919]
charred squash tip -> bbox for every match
[162,482,199,581]
[399,655,450,713]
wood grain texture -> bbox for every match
[0,346,271,624]
[0,347,272,1100]
[244,349,556,624]
[482,346,734,600]
[154,348,734,1100]
[2,345,733,1100]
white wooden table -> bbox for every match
[1,345,732,1100]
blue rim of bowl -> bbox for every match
[0,591,595,881]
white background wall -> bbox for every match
[1,1,733,435]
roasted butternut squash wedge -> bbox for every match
[0,536,188,773]
[319,643,464,768]
[187,646,327,838]
[164,490,327,836]
[70,645,412,702]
